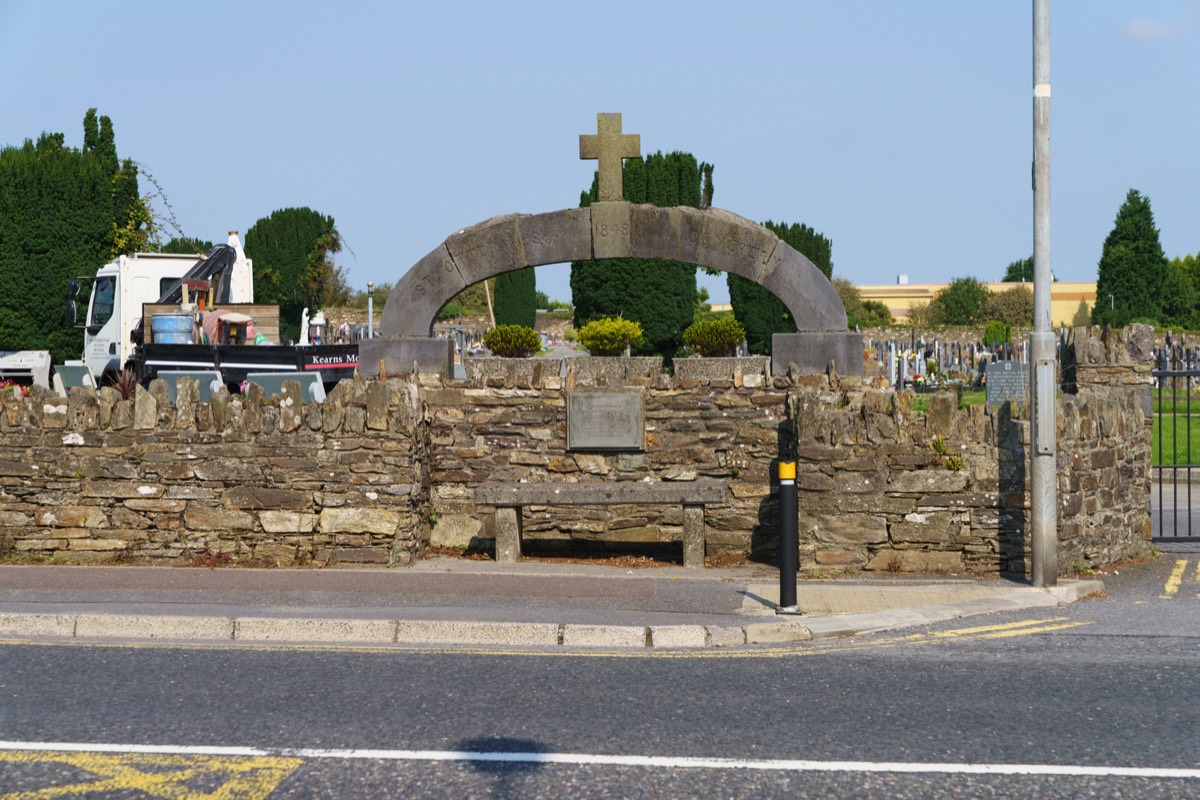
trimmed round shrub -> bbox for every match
[683,317,746,357]
[577,317,644,356]
[982,320,1011,347]
[482,324,542,357]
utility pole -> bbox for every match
[1031,0,1057,587]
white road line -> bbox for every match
[0,741,1197,780]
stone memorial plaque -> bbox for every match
[567,390,644,451]
[985,360,1029,407]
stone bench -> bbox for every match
[474,480,728,568]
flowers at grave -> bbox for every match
[0,379,28,397]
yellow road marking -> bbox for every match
[0,750,300,800]
[1161,559,1188,598]
[900,617,1069,641]
[870,617,1090,647]
[970,621,1091,638]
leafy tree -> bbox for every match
[1004,255,1056,283]
[1172,253,1200,305]
[833,278,892,329]
[982,320,1011,347]
[728,221,834,353]
[858,300,894,327]
[0,110,151,362]
[983,285,1034,328]
[571,151,708,358]
[534,290,551,309]
[244,208,345,342]
[494,267,537,328]
[929,277,991,325]
[1161,260,1199,329]
[906,301,933,327]
[1093,189,1168,327]
[345,281,393,310]
[446,280,493,316]
[436,303,467,320]
[161,237,214,255]
[1003,256,1033,283]
[1171,253,1200,326]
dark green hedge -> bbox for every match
[0,110,147,363]
[728,220,833,355]
[571,151,709,359]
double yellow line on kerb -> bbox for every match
[1160,559,1200,599]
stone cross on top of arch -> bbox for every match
[579,113,641,202]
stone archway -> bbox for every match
[364,113,861,377]
[368,202,863,376]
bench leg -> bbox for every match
[495,506,522,563]
[682,504,705,568]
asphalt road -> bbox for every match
[1,547,1198,798]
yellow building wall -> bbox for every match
[857,281,1096,328]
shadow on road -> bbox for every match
[457,736,547,800]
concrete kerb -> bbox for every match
[0,613,784,650]
[0,579,1105,650]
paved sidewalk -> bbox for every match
[0,559,1102,650]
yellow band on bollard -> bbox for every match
[778,461,796,481]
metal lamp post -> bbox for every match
[367,281,375,340]
[1031,0,1058,587]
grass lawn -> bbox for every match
[1153,388,1200,416]
[1153,413,1200,466]
[909,389,986,414]
[904,387,1197,465]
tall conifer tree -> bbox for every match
[1093,189,1168,327]
[0,110,149,362]
[494,268,537,328]
[244,208,343,342]
[571,151,708,358]
[728,221,833,355]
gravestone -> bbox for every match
[986,360,1029,407]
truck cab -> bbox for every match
[77,253,198,381]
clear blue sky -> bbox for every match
[2,1,1196,306]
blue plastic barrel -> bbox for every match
[151,313,194,345]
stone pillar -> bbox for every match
[771,331,864,378]
[682,504,705,568]
[359,337,454,379]
[495,506,522,563]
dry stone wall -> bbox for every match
[0,327,1151,576]
[791,324,1151,576]
[0,376,429,565]
[425,356,788,559]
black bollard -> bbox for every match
[777,461,800,614]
